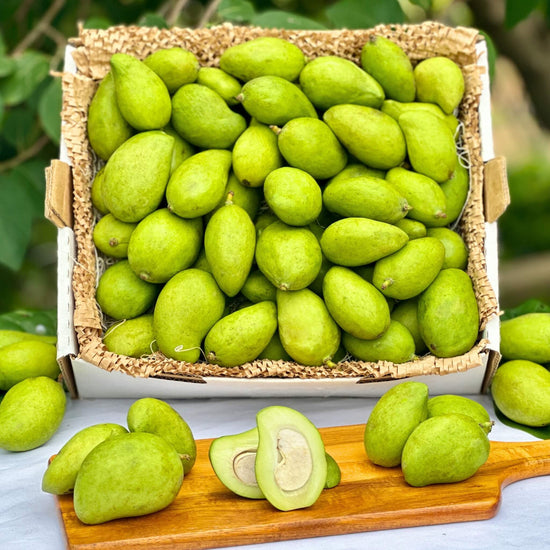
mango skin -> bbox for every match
[196,67,241,105]
[491,360,550,427]
[143,47,199,93]
[500,313,550,364]
[427,395,491,428]
[103,315,157,358]
[73,432,183,525]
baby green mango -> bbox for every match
[390,298,427,355]
[241,270,278,303]
[344,320,416,364]
[0,377,66,452]
[276,118,347,180]
[197,67,241,105]
[325,453,342,489]
[320,217,409,267]
[232,123,283,188]
[205,301,278,367]
[256,221,322,291]
[440,162,469,224]
[0,330,56,349]
[263,167,322,227]
[42,423,128,495]
[205,198,256,297]
[128,208,203,284]
[401,414,490,487]
[399,110,458,183]
[0,340,59,391]
[96,260,159,320]
[372,237,446,300]
[418,268,479,358]
[171,84,246,149]
[258,331,292,361]
[127,397,197,473]
[360,36,415,103]
[394,218,426,240]
[219,36,306,82]
[500,313,550,364]
[102,130,174,222]
[364,381,428,467]
[103,314,157,358]
[87,71,133,160]
[328,162,386,183]
[386,167,448,226]
[73,432,183,524]
[299,55,384,110]
[143,47,199,93]
[209,172,262,220]
[381,99,458,134]
[163,125,195,174]
[324,105,406,170]
[426,227,468,270]
[491,360,550,427]
[91,167,109,215]
[166,149,232,218]
[153,269,225,362]
[238,76,317,126]
[323,175,411,224]
[110,53,171,130]
[93,213,136,259]
[427,395,492,429]
[414,56,465,115]
[277,288,340,366]
[323,266,390,340]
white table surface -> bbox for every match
[1,393,549,550]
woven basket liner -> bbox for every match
[60,21,499,382]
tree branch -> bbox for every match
[166,0,192,27]
[0,135,50,173]
[197,0,223,28]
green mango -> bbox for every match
[390,298,427,355]
[440,162,469,223]
[73,432,183,524]
[426,227,468,270]
[205,301,277,367]
[299,55,384,110]
[324,453,342,489]
[87,71,133,160]
[219,36,306,82]
[328,162,386,183]
[418,268,479,358]
[103,315,157,358]
[360,36,415,103]
[238,76,317,126]
[96,260,159,320]
[93,213,136,259]
[491,360,550,427]
[162,125,195,174]
[381,99,458,135]
[196,67,241,105]
[143,47,199,93]
[372,237,446,300]
[320,217,409,267]
[256,221,322,291]
[205,197,256,297]
[364,381,428,467]
[110,53,171,130]
[241,270,278,304]
[127,208,203,284]
[414,56,465,115]
[0,330,56,349]
[386,167,448,226]
[323,175,411,224]
[254,210,278,239]
[153,269,225,362]
[401,414,490,486]
[209,172,262,220]
[277,288,340,366]
[324,104,406,170]
[427,395,492,429]
[191,248,212,274]
[500,313,550,363]
[394,218,427,240]
[127,397,197,473]
[343,320,416,364]
[258,331,292,361]
[90,167,109,215]
[0,377,66,452]
[323,266,390,340]
[0,340,59,391]
[263,167,322,227]
[102,130,174,222]
[42,423,128,495]
[232,123,283,188]
[399,110,458,183]
[166,149,232,218]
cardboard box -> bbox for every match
[46,23,509,399]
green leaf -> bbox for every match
[505,0,541,28]
[0,31,6,57]
[0,172,34,271]
[82,16,113,30]
[409,0,431,10]
[10,160,48,220]
[250,10,327,30]
[493,400,550,439]
[0,56,15,78]
[501,298,550,321]
[38,77,62,145]
[0,93,4,130]
[0,308,57,335]
[218,0,256,23]
[138,13,169,29]
[0,50,50,106]
[1,106,38,151]
[325,0,405,29]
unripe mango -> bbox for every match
[143,47,199,93]
[500,313,550,364]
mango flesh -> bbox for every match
[103,314,157,358]
[143,47,199,93]
[73,432,183,524]
[401,414,490,487]
[491,360,550,427]
[0,377,66,452]
[127,397,197,474]
[499,313,550,363]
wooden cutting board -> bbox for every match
[56,424,550,549]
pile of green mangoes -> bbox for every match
[88,35,479,368]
